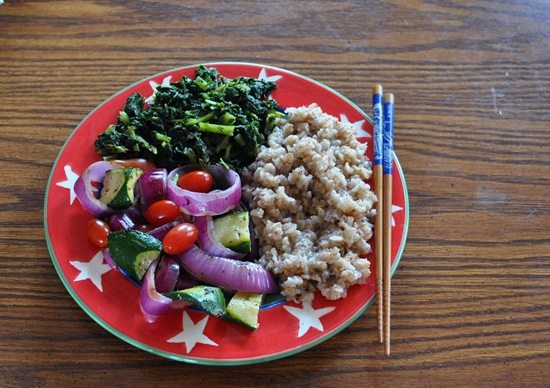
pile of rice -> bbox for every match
[242,104,376,301]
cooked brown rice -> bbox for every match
[242,104,376,301]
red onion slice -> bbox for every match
[175,268,200,290]
[166,165,241,216]
[139,259,190,323]
[101,248,117,269]
[108,212,137,231]
[248,233,260,261]
[138,168,168,209]
[245,212,259,260]
[177,245,278,294]
[155,256,180,293]
[194,216,246,260]
[123,205,146,224]
[108,203,146,231]
[147,216,185,240]
[74,161,119,217]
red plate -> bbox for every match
[44,62,409,365]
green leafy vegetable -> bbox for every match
[94,65,282,170]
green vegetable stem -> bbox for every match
[198,123,235,136]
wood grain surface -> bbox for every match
[1,0,549,386]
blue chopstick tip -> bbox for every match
[382,95,394,175]
[372,86,384,166]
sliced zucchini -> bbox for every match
[213,211,251,253]
[99,167,143,210]
[108,230,162,282]
[225,292,263,330]
[164,286,226,317]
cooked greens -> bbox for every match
[95,65,283,170]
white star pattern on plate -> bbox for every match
[144,75,172,104]
[69,250,112,292]
[55,165,79,205]
[167,312,218,353]
[392,204,403,227]
[340,114,371,138]
[257,68,282,83]
[283,298,335,338]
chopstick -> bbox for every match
[382,92,394,356]
[372,85,384,344]
[372,86,395,354]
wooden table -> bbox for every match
[1,1,549,386]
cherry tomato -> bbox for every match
[135,224,153,232]
[162,223,199,255]
[112,158,156,171]
[144,200,181,227]
[87,218,111,248]
[177,170,214,193]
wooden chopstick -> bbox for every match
[382,92,394,356]
[372,84,384,344]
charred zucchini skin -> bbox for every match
[99,167,143,210]
[225,292,263,330]
[213,211,251,254]
[108,230,162,282]
[164,286,227,317]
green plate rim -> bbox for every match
[43,61,410,366]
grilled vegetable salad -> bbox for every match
[74,66,286,329]
[75,160,277,329]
